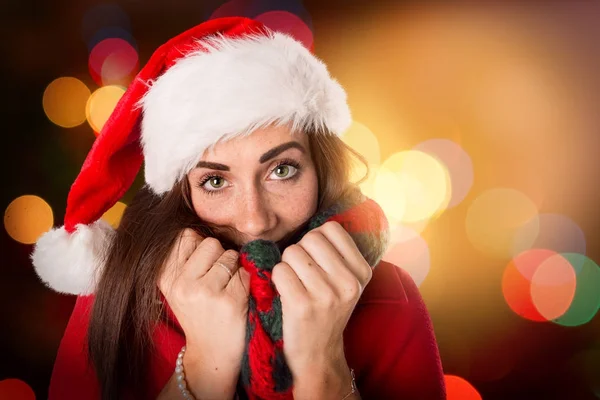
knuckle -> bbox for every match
[271,262,289,282]
[181,228,197,238]
[180,229,202,245]
[271,263,282,278]
[320,291,337,308]
[219,249,240,265]
[300,231,322,246]
[282,244,301,260]
[363,265,373,283]
[341,279,361,300]
[199,237,223,254]
[322,220,342,234]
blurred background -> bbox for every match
[2,1,600,399]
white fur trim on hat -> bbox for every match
[30,220,115,295]
[138,30,352,194]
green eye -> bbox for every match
[275,165,290,177]
[208,177,224,188]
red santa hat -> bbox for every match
[31,16,352,295]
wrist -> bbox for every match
[292,348,354,399]
[183,345,240,400]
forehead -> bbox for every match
[203,124,310,160]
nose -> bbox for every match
[235,186,276,240]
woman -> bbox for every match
[31,17,445,400]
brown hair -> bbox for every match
[87,129,369,399]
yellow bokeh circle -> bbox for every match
[466,188,539,259]
[86,85,126,134]
[43,77,91,128]
[340,120,381,166]
[4,195,54,244]
[101,201,127,228]
[373,150,449,224]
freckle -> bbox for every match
[308,262,313,267]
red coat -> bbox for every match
[48,260,446,399]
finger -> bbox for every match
[182,237,226,281]
[297,230,355,282]
[316,221,373,287]
[280,244,331,295]
[176,229,205,266]
[158,229,203,295]
[203,249,241,290]
[226,267,250,300]
[272,261,308,302]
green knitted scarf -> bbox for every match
[238,185,389,400]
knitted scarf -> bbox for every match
[238,185,389,399]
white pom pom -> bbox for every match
[30,219,116,295]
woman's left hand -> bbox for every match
[271,220,372,397]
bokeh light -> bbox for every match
[374,150,449,224]
[444,375,482,400]
[101,201,127,228]
[86,85,126,134]
[501,249,593,324]
[42,77,91,128]
[413,138,473,209]
[373,164,407,222]
[0,379,36,400]
[553,254,600,327]
[530,253,577,321]
[351,161,378,200]
[88,38,138,86]
[255,11,314,49]
[342,120,381,198]
[383,225,430,286]
[341,121,381,167]
[389,217,430,242]
[466,188,539,259]
[4,195,54,245]
[502,249,554,322]
[512,213,586,266]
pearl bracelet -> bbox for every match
[175,346,196,399]
[341,368,357,400]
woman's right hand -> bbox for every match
[157,229,250,400]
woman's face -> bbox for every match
[187,125,319,247]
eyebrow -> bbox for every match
[195,141,306,171]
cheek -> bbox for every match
[188,178,225,223]
[189,186,203,217]
[282,170,319,221]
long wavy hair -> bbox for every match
[87,128,370,399]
